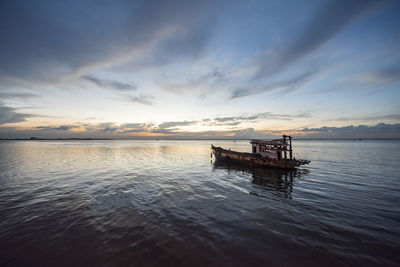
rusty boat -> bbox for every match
[211,135,310,170]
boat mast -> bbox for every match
[283,135,287,159]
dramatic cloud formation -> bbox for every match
[0,0,222,85]
[0,0,398,139]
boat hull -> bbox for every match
[211,145,309,170]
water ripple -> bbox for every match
[0,140,399,266]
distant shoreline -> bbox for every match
[0,138,399,141]
[0,138,113,141]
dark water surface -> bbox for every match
[0,140,399,266]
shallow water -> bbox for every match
[0,140,399,266]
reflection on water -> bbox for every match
[0,140,400,267]
[212,160,310,199]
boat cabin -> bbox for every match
[250,135,293,160]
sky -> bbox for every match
[0,0,399,139]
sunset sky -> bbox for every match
[0,0,399,139]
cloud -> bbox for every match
[100,126,118,133]
[88,123,119,133]
[0,91,38,100]
[343,68,400,88]
[1,119,399,139]
[11,109,398,140]
[230,71,315,99]
[0,106,33,124]
[149,112,311,129]
[158,121,197,129]
[82,75,137,91]
[0,110,311,137]
[297,123,400,139]
[125,95,154,106]
[121,123,153,129]
[110,94,155,105]
[254,0,381,78]
[0,0,389,105]
[159,67,315,100]
[83,122,156,134]
[145,112,311,130]
[233,128,275,139]
[119,123,156,133]
[333,113,400,122]
[0,0,222,85]
[156,0,385,101]
[36,125,79,131]
[161,70,226,94]
[214,112,311,123]
[300,123,400,133]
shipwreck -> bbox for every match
[211,135,310,170]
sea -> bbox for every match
[0,140,399,266]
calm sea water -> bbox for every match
[0,140,399,266]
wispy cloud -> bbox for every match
[0,0,397,139]
[230,71,315,99]
[110,94,155,106]
[0,105,33,125]
[36,125,79,131]
[82,75,137,91]
[158,121,197,129]
[206,0,385,101]
[333,113,400,122]
[0,91,38,100]
[145,112,311,130]
[343,68,400,88]
[214,112,311,123]
[125,95,154,106]
[254,0,381,78]
[0,0,223,85]
[298,123,400,139]
[161,70,225,95]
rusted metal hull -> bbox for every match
[211,145,309,170]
